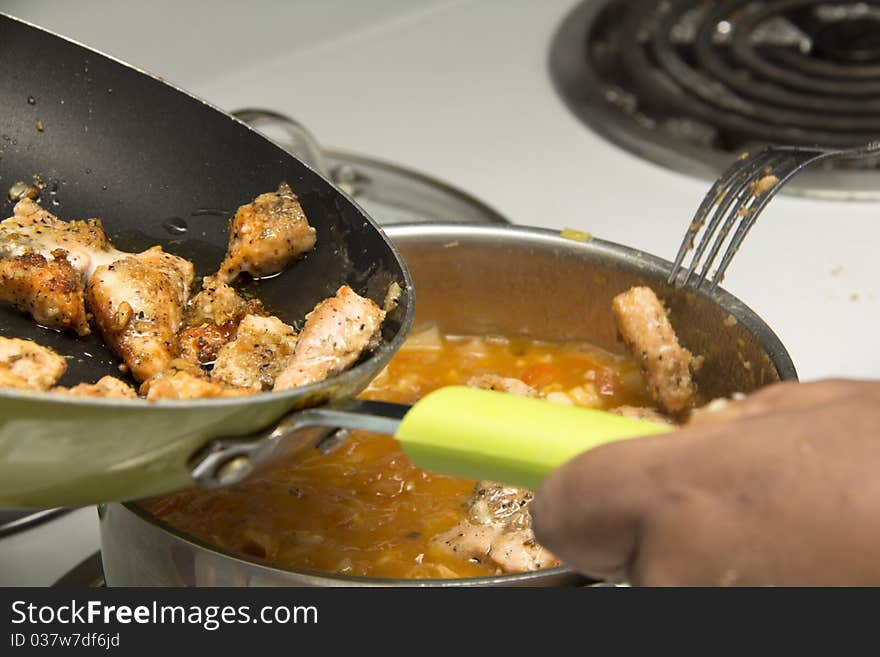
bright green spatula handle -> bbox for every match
[395,386,673,490]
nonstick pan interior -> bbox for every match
[0,14,411,388]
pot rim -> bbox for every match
[118,221,797,585]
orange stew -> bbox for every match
[144,326,652,579]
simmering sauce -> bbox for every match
[144,326,651,579]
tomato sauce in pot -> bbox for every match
[144,326,651,579]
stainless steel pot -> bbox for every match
[100,223,797,586]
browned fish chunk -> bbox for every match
[0,336,66,390]
[0,199,124,335]
[178,277,265,367]
[467,374,542,398]
[430,482,560,573]
[86,247,194,381]
[55,376,137,399]
[140,370,252,401]
[186,276,263,327]
[0,366,30,390]
[214,183,316,284]
[273,285,385,391]
[178,323,238,367]
[211,314,298,391]
[0,198,123,281]
[611,286,698,414]
[0,250,90,335]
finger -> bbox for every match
[688,379,860,426]
[531,432,675,582]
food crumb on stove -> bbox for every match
[850,292,860,302]
[831,265,845,277]
[560,228,593,242]
[36,121,44,132]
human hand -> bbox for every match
[531,380,880,586]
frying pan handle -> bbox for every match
[189,387,673,492]
[188,399,411,488]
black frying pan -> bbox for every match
[0,14,413,509]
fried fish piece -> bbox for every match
[177,323,238,368]
[430,482,560,574]
[55,376,137,399]
[0,198,124,281]
[0,336,66,390]
[0,199,126,335]
[467,374,542,398]
[0,250,90,335]
[0,365,30,390]
[273,285,385,391]
[611,286,698,414]
[86,247,194,382]
[214,182,316,284]
[186,276,263,327]
[211,314,298,391]
[140,369,252,401]
[177,277,266,367]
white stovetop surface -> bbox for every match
[2,0,878,586]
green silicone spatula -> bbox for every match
[192,385,675,492]
[394,386,673,490]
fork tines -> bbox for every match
[669,147,810,291]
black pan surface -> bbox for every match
[0,14,411,388]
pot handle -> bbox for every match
[190,387,672,491]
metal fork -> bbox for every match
[668,141,880,291]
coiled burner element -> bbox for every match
[550,0,880,199]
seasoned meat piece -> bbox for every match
[430,482,560,573]
[55,376,137,399]
[0,250,90,335]
[610,405,676,426]
[186,276,263,327]
[612,286,698,414]
[211,314,298,391]
[0,199,124,335]
[0,198,124,281]
[273,285,385,391]
[86,247,194,381]
[0,365,30,390]
[178,277,266,367]
[467,374,542,398]
[465,481,534,529]
[140,370,251,401]
[214,182,316,284]
[178,323,238,367]
[0,336,66,390]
